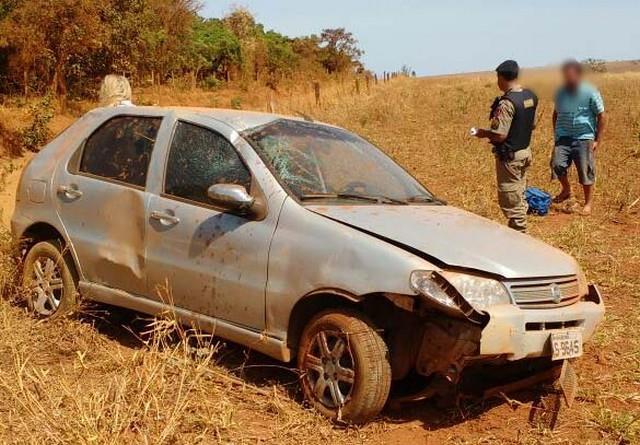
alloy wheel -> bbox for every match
[302,330,356,408]
[29,256,64,316]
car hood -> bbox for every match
[307,204,578,279]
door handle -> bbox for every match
[57,184,83,199]
[150,210,180,226]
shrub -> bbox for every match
[20,92,54,152]
[202,75,222,91]
[230,97,242,109]
[0,121,22,157]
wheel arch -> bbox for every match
[20,222,66,248]
[286,289,412,358]
[19,221,82,281]
[286,289,361,356]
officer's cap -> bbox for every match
[496,60,519,76]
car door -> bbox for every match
[144,118,276,330]
[54,114,164,296]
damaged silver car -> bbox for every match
[12,107,605,423]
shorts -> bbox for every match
[551,139,596,185]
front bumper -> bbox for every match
[480,285,605,360]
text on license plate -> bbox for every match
[551,330,583,361]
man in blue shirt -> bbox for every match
[552,60,606,215]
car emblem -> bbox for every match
[550,284,562,303]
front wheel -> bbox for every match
[22,240,78,318]
[297,309,391,424]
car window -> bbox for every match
[79,116,162,187]
[164,121,252,205]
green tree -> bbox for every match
[262,30,297,87]
[319,28,363,74]
[222,7,259,81]
[139,0,200,84]
[189,18,241,82]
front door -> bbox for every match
[55,115,164,295]
[145,120,274,330]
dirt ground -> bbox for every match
[0,71,638,444]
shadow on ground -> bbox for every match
[78,302,548,433]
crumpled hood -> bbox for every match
[307,204,579,279]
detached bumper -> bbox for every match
[480,285,605,360]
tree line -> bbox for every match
[0,0,365,100]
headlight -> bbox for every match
[441,271,511,311]
[410,270,459,309]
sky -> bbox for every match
[201,0,640,76]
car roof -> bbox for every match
[91,106,313,132]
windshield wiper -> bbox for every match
[300,193,408,205]
[407,194,447,205]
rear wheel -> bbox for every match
[297,309,391,423]
[22,240,78,318]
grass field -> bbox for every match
[0,70,638,444]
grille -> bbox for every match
[508,276,581,309]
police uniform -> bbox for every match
[490,61,538,232]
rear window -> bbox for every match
[79,116,162,187]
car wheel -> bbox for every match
[22,240,78,318]
[297,309,391,423]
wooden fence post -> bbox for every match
[268,89,276,113]
[313,81,321,106]
[355,77,360,95]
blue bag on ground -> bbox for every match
[525,187,552,216]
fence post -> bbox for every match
[313,81,321,106]
[355,77,360,95]
[268,89,276,113]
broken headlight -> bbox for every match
[410,270,459,310]
[440,271,511,312]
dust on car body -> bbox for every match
[13,106,605,423]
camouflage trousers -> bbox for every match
[495,148,532,232]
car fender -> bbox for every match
[265,198,438,340]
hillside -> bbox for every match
[0,71,638,444]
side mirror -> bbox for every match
[207,184,255,213]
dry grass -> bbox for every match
[0,262,366,444]
[0,71,638,444]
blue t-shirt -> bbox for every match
[554,82,605,141]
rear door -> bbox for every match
[144,118,277,330]
[54,114,165,295]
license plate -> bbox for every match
[551,330,583,361]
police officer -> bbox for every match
[473,60,538,232]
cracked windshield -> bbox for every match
[245,120,435,204]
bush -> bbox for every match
[0,121,22,157]
[20,92,54,152]
[230,97,242,109]
[201,75,222,91]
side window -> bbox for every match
[79,116,162,187]
[165,122,252,205]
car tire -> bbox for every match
[22,240,79,319]
[297,309,391,424]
